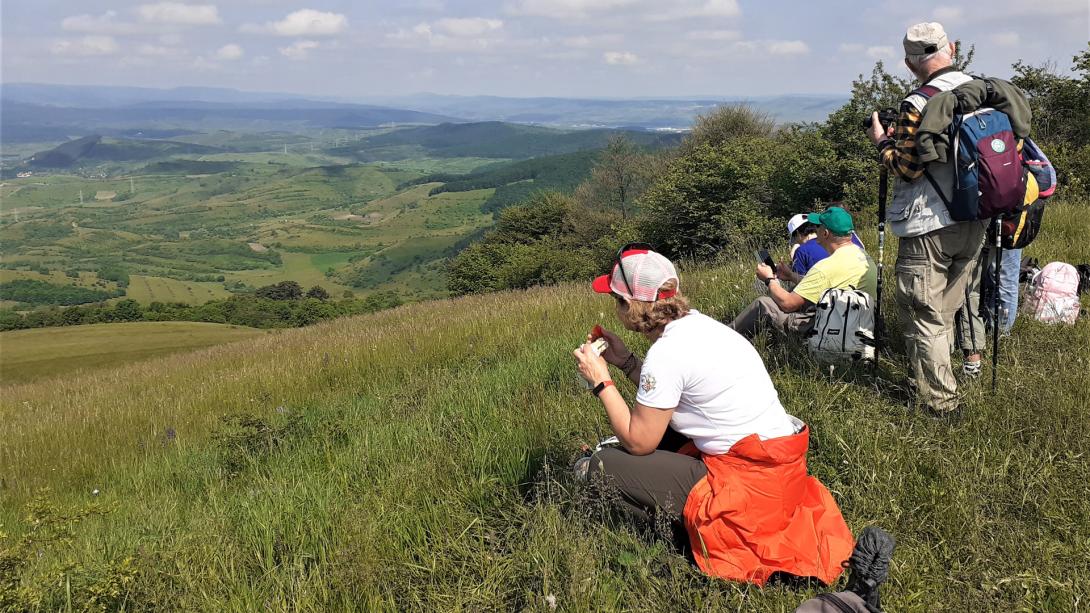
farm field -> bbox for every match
[0,156,503,307]
[0,321,264,384]
[124,275,233,304]
[1,202,1087,611]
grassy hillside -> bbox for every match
[0,321,265,385]
[28,135,221,168]
[335,121,682,160]
[1,202,1087,610]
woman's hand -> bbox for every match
[775,261,799,284]
[573,342,612,386]
[775,261,792,279]
[586,327,630,367]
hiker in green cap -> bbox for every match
[730,207,877,339]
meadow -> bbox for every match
[1,201,1086,611]
[0,321,265,384]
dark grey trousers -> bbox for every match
[587,428,707,525]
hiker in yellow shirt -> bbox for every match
[730,207,877,338]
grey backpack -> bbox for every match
[806,287,876,364]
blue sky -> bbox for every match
[2,0,1087,99]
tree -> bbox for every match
[255,281,303,301]
[575,135,657,220]
[112,299,143,322]
[305,285,330,300]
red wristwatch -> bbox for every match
[592,380,615,397]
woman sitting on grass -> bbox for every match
[572,244,854,586]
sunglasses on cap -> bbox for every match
[613,242,652,298]
[612,242,679,302]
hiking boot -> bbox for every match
[845,526,896,611]
[962,360,982,379]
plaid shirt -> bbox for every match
[877,106,925,181]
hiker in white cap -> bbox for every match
[779,210,866,285]
[570,243,853,586]
[866,22,983,418]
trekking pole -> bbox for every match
[874,167,889,374]
[991,217,1002,393]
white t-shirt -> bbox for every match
[636,310,796,455]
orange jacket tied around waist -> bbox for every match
[683,425,854,585]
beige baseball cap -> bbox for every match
[903,22,949,56]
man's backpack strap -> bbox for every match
[923,168,953,208]
[912,84,941,99]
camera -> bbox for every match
[862,108,899,131]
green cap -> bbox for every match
[807,206,854,236]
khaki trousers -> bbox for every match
[895,221,986,412]
[730,296,816,339]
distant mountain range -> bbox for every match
[1,83,848,141]
[1,84,459,143]
[360,93,848,129]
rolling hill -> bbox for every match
[335,121,682,160]
[27,135,221,168]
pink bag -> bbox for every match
[1023,262,1080,324]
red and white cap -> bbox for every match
[592,247,679,302]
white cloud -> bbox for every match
[768,40,809,56]
[216,43,243,60]
[992,32,1020,46]
[138,44,187,57]
[648,0,740,20]
[138,3,221,25]
[510,0,738,21]
[686,29,741,41]
[730,39,809,57]
[434,18,503,36]
[932,7,963,23]
[61,11,146,35]
[865,45,896,60]
[509,0,638,19]
[388,17,508,52]
[838,43,864,54]
[604,51,639,65]
[248,9,348,37]
[279,40,320,59]
[52,36,120,56]
[558,34,623,48]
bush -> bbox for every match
[640,134,844,259]
[0,279,122,307]
[255,281,303,301]
[679,105,776,155]
[447,192,616,296]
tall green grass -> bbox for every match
[1,203,1088,611]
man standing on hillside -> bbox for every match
[867,22,982,418]
[730,207,876,338]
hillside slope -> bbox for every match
[0,321,264,384]
[1,203,1088,610]
[337,121,682,160]
[27,134,221,168]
